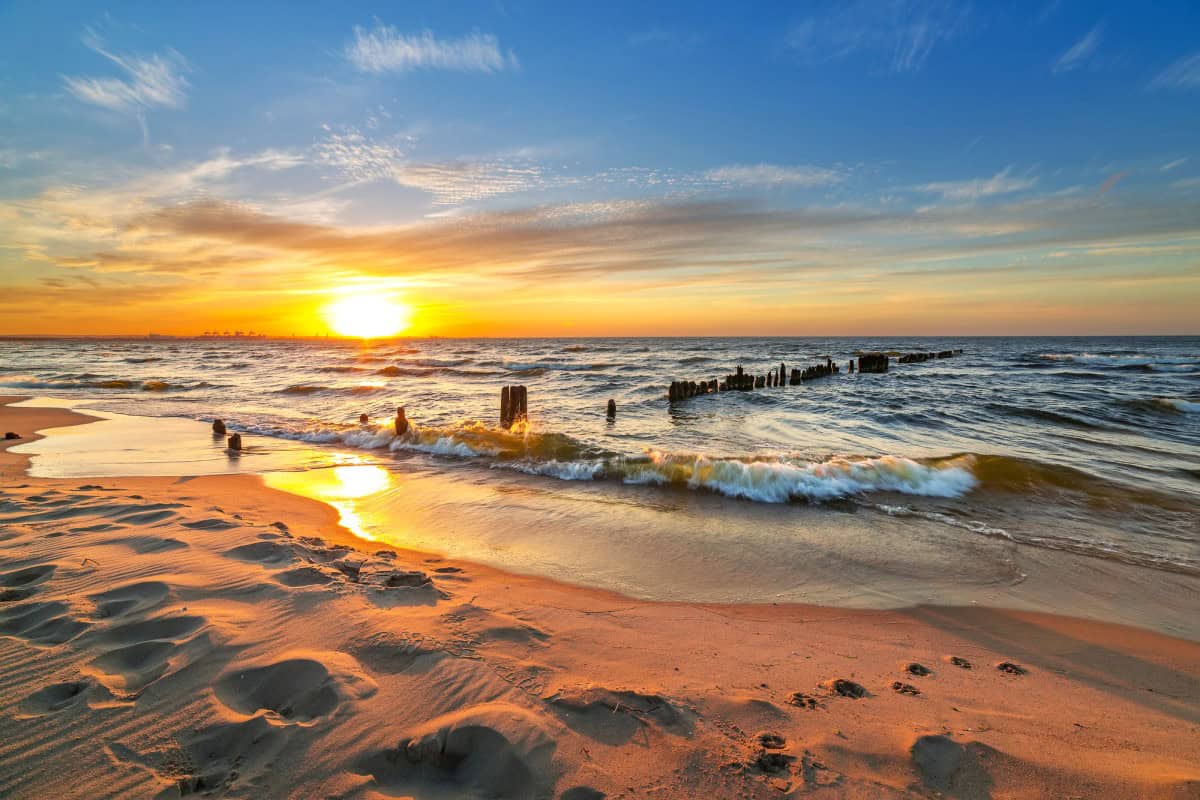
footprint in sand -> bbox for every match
[213,653,377,724]
[85,614,211,693]
[273,565,338,587]
[354,704,554,800]
[223,540,297,567]
[0,600,90,645]
[892,681,922,696]
[547,687,693,745]
[0,563,56,589]
[910,734,996,797]
[788,691,821,709]
[823,679,868,699]
[996,661,1028,675]
[906,662,933,677]
[108,715,287,796]
[17,680,91,717]
[89,581,171,618]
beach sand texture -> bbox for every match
[1,399,1198,799]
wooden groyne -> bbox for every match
[663,348,968,403]
[898,348,964,364]
[857,353,889,373]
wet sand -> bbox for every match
[1,398,1198,798]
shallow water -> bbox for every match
[3,335,1198,587]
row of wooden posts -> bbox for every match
[665,348,964,403]
[898,349,963,363]
[210,349,966,448]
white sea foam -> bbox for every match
[620,452,978,503]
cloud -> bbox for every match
[704,164,843,188]
[786,0,969,73]
[1161,158,1188,172]
[1052,24,1103,74]
[914,167,1037,201]
[314,127,543,204]
[1149,52,1200,91]
[345,25,517,74]
[63,32,189,114]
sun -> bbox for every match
[323,294,411,338]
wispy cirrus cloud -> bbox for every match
[315,127,542,204]
[786,0,969,74]
[345,25,517,74]
[914,167,1037,201]
[1149,52,1200,91]
[63,31,189,114]
[1052,24,1103,74]
[705,163,843,188]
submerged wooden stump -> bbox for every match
[226,433,242,451]
[395,406,409,436]
[212,419,226,435]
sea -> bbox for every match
[3,336,1198,634]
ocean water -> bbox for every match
[2,336,1198,590]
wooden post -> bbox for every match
[212,419,226,435]
[501,386,512,426]
[395,406,409,436]
[359,413,369,424]
[227,433,242,451]
[606,399,616,418]
[513,386,527,426]
[848,360,855,373]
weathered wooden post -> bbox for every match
[848,360,855,373]
[501,386,528,428]
[212,419,226,435]
[606,398,616,418]
[227,433,242,451]
[359,413,369,424]
[395,406,409,436]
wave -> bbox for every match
[123,356,163,363]
[0,377,208,392]
[501,361,615,372]
[990,404,1116,432]
[279,384,388,396]
[1153,397,1200,414]
[1037,352,1196,372]
[317,366,369,373]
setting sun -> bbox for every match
[322,294,411,338]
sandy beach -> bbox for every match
[1,397,1198,799]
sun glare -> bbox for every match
[323,294,411,338]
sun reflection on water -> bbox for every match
[264,463,394,541]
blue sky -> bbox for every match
[1,0,1198,335]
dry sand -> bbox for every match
[1,398,1198,799]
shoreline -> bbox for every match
[2,397,1198,798]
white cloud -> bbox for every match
[915,167,1037,201]
[314,127,541,204]
[1161,158,1188,172]
[63,33,189,113]
[345,25,517,74]
[1052,24,1103,74]
[1150,52,1200,91]
[705,163,842,188]
[786,0,969,74]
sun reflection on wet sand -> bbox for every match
[265,463,394,541]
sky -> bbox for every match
[0,0,1198,337]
